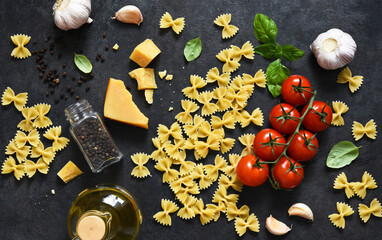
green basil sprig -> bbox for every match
[326,141,362,169]
[184,37,202,62]
[253,13,305,97]
[74,53,92,73]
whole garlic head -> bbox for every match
[310,28,356,70]
[53,0,92,31]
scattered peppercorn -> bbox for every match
[105,46,109,51]
[101,57,105,63]
[103,33,106,38]
[76,96,80,101]
[63,72,67,77]
[86,86,91,92]
[45,92,49,97]
[78,80,82,86]
[54,98,59,104]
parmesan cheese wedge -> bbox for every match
[104,78,149,129]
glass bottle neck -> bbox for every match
[65,99,95,125]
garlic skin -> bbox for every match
[265,215,291,235]
[288,203,314,221]
[53,0,92,31]
[113,5,143,26]
[310,28,356,70]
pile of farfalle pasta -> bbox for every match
[329,171,381,229]
[131,14,266,236]
[1,87,70,180]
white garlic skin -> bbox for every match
[53,0,92,31]
[113,5,143,25]
[310,28,357,70]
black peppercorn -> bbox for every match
[105,46,109,51]
[54,98,59,104]
[101,57,105,62]
[86,86,90,92]
[78,80,82,86]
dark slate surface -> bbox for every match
[1,0,381,239]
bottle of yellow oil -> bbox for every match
[68,184,142,240]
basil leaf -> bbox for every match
[281,44,305,61]
[254,43,282,59]
[74,53,92,73]
[265,59,290,97]
[253,13,278,44]
[184,37,202,62]
[326,141,362,169]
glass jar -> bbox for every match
[68,184,142,240]
[65,99,123,173]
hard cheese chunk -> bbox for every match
[104,78,149,129]
[130,39,161,67]
[129,68,157,90]
[57,161,83,183]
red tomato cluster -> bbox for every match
[236,75,332,189]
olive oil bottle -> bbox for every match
[68,184,142,240]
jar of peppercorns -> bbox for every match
[65,99,123,173]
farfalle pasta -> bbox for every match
[157,122,183,143]
[190,164,213,190]
[1,87,28,111]
[24,158,49,178]
[175,180,200,203]
[328,202,354,229]
[337,67,363,93]
[225,87,247,108]
[352,119,377,141]
[243,69,266,88]
[211,112,235,130]
[238,133,255,157]
[226,202,249,221]
[175,100,199,124]
[183,115,205,139]
[154,158,179,183]
[216,48,240,73]
[206,67,230,87]
[333,172,355,199]
[351,171,377,199]
[198,91,218,116]
[30,141,55,165]
[33,103,53,128]
[182,75,206,100]
[212,87,231,112]
[169,175,194,194]
[332,101,349,126]
[224,154,241,177]
[231,41,254,61]
[358,198,382,223]
[131,153,151,178]
[214,13,239,39]
[177,196,198,220]
[204,155,228,182]
[10,34,31,59]
[219,135,235,154]
[172,150,195,176]
[212,185,239,207]
[17,107,38,132]
[151,137,169,161]
[1,156,25,180]
[153,199,179,226]
[219,174,243,192]
[234,213,260,236]
[15,129,40,148]
[5,139,30,163]
[194,134,220,158]
[159,12,185,34]
[192,199,216,225]
[164,138,186,160]
[240,108,264,128]
[43,126,69,151]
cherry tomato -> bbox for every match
[236,154,269,187]
[253,129,286,161]
[269,103,301,135]
[301,101,333,132]
[272,156,304,189]
[287,130,319,162]
[281,75,313,106]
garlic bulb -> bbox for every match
[53,0,92,31]
[113,5,143,26]
[310,28,356,70]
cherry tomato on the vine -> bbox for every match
[287,130,319,162]
[269,103,301,135]
[253,128,286,161]
[281,75,313,106]
[272,156,304,189]
[236,154,269,187]
[301,101,333,132]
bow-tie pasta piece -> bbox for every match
[159,12,185,34]
[352,119,377,141]
[328,202,354,229]
[5,139,30,163]
[351,171,377,199]
[206,67,231,87]
[231,41,254,61]
[216,48,240,73]
[130,153,151,178]
[192,199,216,225]
[15,129,40,148]
[1,156,25,180]
[337,67,363,93]
[43,126,70,151]
[24,158,49,178]
[214,13,239,39]
[153,199,179,226]
[18,107,38,132]
[331,101,349,126]
[33,103,53,128]
[333,172,355,199]
[175,100,199,125]
[1,87,28,111]
[234,213,260,236]
[358,198,382,223]
[30,141,55,165]
[10,34,31,59]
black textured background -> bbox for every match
[1,0,381,239]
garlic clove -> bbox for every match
[53,0,92,31]
[310,28,356,70]
[265,215,291,235]
[113,5,143,26]
[288,203,314,221]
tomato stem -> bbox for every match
[269,90,317,189]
